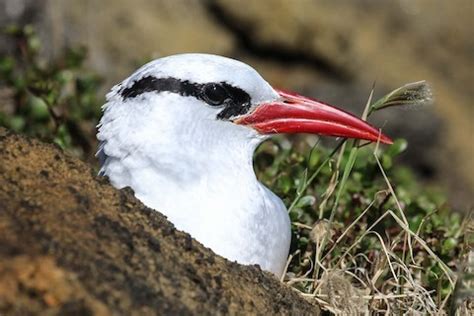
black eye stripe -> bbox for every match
[120,77,197,99]
[119,76,252,120]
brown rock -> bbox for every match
[0,128,319,315]
[0,256,109,315]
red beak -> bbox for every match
[235,89,393,144]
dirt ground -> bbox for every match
[0,128,319,315]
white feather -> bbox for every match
[97,54,291,276]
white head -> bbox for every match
[98,54,275,180]
[97,54,391,173]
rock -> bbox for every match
[0,128,319,315]
[0,256,109,315]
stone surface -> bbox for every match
[0,128,319,315]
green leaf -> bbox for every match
[0,56,15,74]
[441,237,457,253]
[277,175,292,194]
[295,195,316,209]
[386,138,408,157]
[382,154,392,169]
[28,96,49,120]
[9,116,25,131]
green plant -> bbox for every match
[255,83,469,314]
[0,25,103,160]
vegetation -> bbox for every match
[1,25,472,314]
[0,25,101,162]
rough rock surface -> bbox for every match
[0,128,319,315]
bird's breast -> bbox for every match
[132,168,291,276]
[100,142,291,276]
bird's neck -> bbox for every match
[106,137,262,235]
[100,114,265,220]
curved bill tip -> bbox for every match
[235,89,393,145]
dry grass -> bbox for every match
[277,83,471,314]
[284,161,456,313]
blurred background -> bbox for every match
[0,0,472,210]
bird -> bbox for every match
[97,53,392,277]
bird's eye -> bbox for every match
[203,83,229,106]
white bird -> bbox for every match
[97,53,392,277]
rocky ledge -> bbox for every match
[0,128,318,315]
